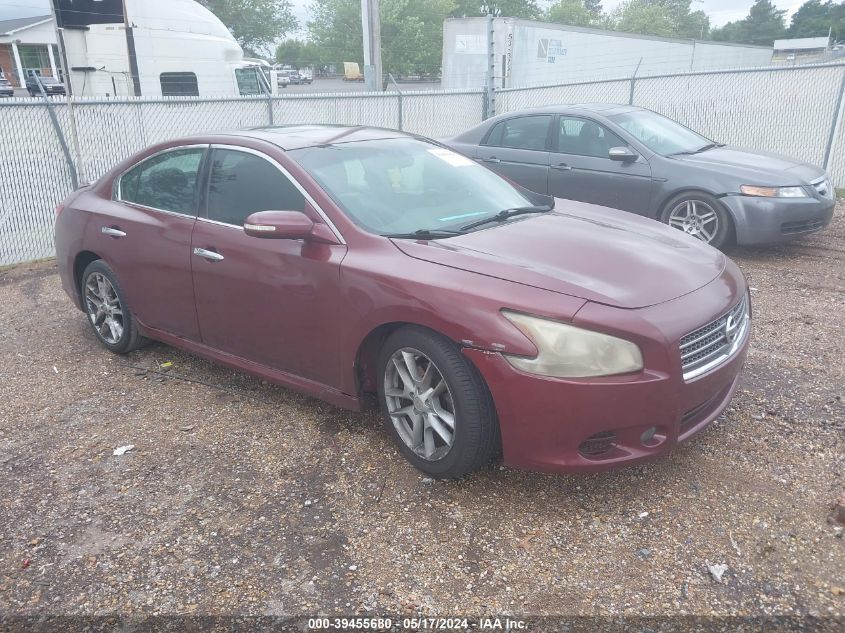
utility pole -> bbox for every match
[361,0,382,91]
[123,0,141,95]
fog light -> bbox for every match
[640,426,657,444]
[579,431,617,457]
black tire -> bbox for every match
[377,326,499,479]
[659,191,733,250]
[80,260,147,354]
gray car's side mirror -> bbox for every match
[609,147,638,162]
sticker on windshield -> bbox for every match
[427,148,474,167]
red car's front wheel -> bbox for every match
[378,326,499,479]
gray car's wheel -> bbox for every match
[81,260,147,354]
[660,192,732,249]
[377,326,499,479]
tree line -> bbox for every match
[197,0,845,74]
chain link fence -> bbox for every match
[0,89,483,266]
[2,63,844,267]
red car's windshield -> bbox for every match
[290,137,533,236]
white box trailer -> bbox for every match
[62,0,264,97]
[441,18,773,90]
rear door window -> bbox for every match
[118,148,204,215]
[484,116,552,151]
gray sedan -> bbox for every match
[444,104,835,249]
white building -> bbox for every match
[773,36,830,63]
[442,18,774,90]
[1,0,264,97]
[0,15,60,88]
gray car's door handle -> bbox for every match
[101,226,126,238]
[482,157,501,164]
[551,163,572,171]
[193,247,224,262]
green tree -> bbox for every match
[546,0,597,27]
[308,0,455,75]
[450,1,542,18]
[609,0,676,37]
[607,0,709,38]
[711,0,786,45]
[745,0,787,44]
[275,39,324,66]
[788,0,845,39]
[197,0,298,55]
[307,0,363,64]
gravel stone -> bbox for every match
[0,202,842,616]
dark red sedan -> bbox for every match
[55,126,750,478]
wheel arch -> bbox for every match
[656,188,737,236]
[73,250,102,302]
[353,320,499,403]
[354,321,443,398]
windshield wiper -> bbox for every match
[670,142,725,156]
[459,205,552,231]
[383,229,466,239]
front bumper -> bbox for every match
[721,193,835,245]
[463,269,750,473]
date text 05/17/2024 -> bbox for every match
[307,617,528,630]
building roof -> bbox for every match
[773,37,830,51]
[0,14,53,36]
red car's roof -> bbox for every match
[208,125,412,151]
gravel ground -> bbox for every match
[0,203,843,626]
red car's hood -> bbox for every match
[392,201,726,309]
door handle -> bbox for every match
[482,157,501,164]
[193,247,224,262]
[101,226,126,238]
[551,163,572,171]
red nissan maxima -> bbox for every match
[55,126,750,478]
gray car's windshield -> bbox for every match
[290,137,537,236]
[609,110,712,156]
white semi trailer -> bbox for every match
[61,0,265,97]
[441,17,773,90]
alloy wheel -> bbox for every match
[667,199,720,244]
[84,273,124,345]
[384,347,456,461]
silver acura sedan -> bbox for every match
[444,104,835,249]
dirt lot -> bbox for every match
[1,204,843,626]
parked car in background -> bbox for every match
[285,70,303,85]
[55,126,750,478]
[25,75,66,97]
[298,68,313,84]
[0,78,13,97]
[445,104,835,249]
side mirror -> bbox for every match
[243,210,314,240]
[609,146,639,162]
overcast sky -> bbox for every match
[0,0,809,31]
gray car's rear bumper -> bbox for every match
[721,194,835,245]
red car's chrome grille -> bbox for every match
[680,294,749,381]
